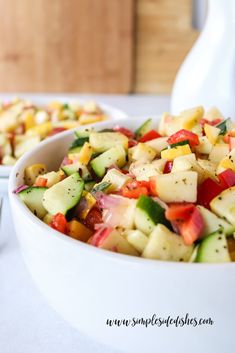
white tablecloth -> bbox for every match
[0,94,170,353]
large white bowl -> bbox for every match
[9,116,235,353]
[0,99,128,179]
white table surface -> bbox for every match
[0,94,170,353]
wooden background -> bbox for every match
[0,0,199,93]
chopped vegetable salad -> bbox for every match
[16,106,235,263]
[0,98,107,165]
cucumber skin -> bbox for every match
[135,118,152,139]
[69,137,89,150]
[136,195,171,229]
[42,173,84,215]
[19,186,47,219]
[195,231,231,263]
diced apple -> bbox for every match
[156,171,198,203]
[92,228,139,256]
[14,135,41,159]
[208,144,229,164]
[144,137,168,157]
[100,168,131,192]
[210,187,235,226]
[195,136,213,154]
[204,107,224,122]
[142,224,194,261]
[128,143,156,162]
[129,161,159,181]
[204,124,220,145]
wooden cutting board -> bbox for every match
[0,0,134,93]
[135,0,199,93]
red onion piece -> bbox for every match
[93,192,122,209]
[13,185,29,194]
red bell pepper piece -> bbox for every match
[121,180,149,199]
[177,207,205,245]
[165,203,195,222]
[197,178,224,209]
[218,169,235,189]
[128,139,138,148]
[50,213,68,234]
[200,118,222,127]
[35,177,47,187]
[113,125,134,139]
[167,129,199,147]
[149,176,158,196]
[138,130,161,142]
[163,161,173,174]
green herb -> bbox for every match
[91,182,111,193]
[216,118,231,135]
[69,137,89,149]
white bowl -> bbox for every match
[0,99,128,180]
[9,116,235,353]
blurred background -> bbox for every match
[0,0,207,94]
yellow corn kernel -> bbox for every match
[79,114,105,125]
[80,191,97,219]
[161,144,191,161]
[78,142,93,165]
[67,220,93,242]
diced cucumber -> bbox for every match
[135,118,152,139]
[19,186,47,219]
[84,181,96,191]
[89,132,128,153]
[195,231,231,263]
[99,168,131,191]
[69,137,89,150]
[42,172,84,215]
[197,205,235,236]
[134,195,170,235]
[142,224,194,262]
[62,162,92,181]
[68,146,82,154]
[75,129,91,138]
[216,118,232,135]
[123,229,148,253]
[90,145,126,178]
[91,181,112,193]
[169,140,189,148]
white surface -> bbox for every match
[171,0,235,116]
[0,96,129,179]
[8,109,235,353]
[1,94,170,353]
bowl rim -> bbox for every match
[8,116,235,269]
[0,99,128,177]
